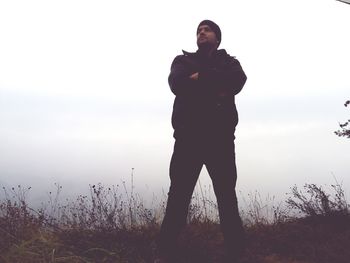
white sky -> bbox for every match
[0,0,349,205]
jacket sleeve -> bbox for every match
[168,55,198,96]
[199,56,247,96]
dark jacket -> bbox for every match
[168,49,247,139]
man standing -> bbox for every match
[157,20,247,263]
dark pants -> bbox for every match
[158,134,244,260]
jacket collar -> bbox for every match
[182,49,228,57]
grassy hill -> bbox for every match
[0,183,349,263]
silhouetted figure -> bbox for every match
[156,20,247,263]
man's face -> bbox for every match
[196,24,218,49]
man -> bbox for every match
[156,20,247,263]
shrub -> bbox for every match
[286,182,349,217]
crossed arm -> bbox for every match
[168,55,247,96]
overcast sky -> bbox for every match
[0,0,349,205]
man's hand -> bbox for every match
[189,72,199,81]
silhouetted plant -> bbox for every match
[241,191,289,226]
[335,100,350,138]
[0,185,44,253]
[57,183,160,230]
[286,183,349,217]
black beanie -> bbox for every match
[197,20,221,47]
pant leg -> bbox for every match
[205,139,245,259]
[158,137,203,257]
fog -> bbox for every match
[1,0,349,208]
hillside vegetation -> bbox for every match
[0,182,349,263]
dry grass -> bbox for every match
[0,181,349,263]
